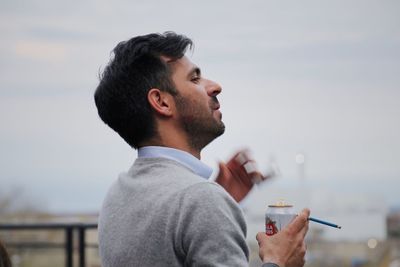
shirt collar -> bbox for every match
[137,146,213,179]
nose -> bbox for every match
[206,79,222,97]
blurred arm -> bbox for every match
[215,149,268,202]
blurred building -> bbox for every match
[387,209,400,239]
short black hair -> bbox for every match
[94,32,193,148]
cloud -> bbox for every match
[1,0,400,213]
[14,40,67,62]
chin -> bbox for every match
[216,122,225,136]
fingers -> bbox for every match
[227,150,267,185]
[256,232,267,245]
[217,162,229,183]
[258,209,309,267]
[296,209,310,239]
[234,150,250,165]
[226,153,253,188]
[298,256,306,267]
[299,216,309,239]
[300,208,311,218]
[286,208,310,234]
[288,241,307,267]
[301,241,307,255]
[217,149,275,202]
[242,160,265,184]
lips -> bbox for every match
[212,103,222,119]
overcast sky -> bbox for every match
[0,0,399,214]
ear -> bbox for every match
[147,88,174,117]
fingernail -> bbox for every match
[236,152,247,165]
[243,162,257,174]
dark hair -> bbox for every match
[94,32,193,148]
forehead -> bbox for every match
[168,56,198,77]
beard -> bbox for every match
[174,94,225,151]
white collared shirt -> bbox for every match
[137,146,213,179]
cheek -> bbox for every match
[188,93,210,110]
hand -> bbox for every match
[215,149,267,202]
[256,209,310,267]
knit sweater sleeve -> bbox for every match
[174,182,249,267]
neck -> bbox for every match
[141,141,201,159]
[140,123,201,159]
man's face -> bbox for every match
[169,56,225,150]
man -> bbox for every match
[94,32,309,267]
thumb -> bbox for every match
[256,232,267,245]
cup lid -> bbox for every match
[268,199,293,208]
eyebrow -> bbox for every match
[187,66,201,79]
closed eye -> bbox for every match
[191,75,201,83]
[188,67,201,83]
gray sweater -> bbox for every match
[98,157,250,267]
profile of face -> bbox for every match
[169,56,225,150]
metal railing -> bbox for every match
[0,223,98,267]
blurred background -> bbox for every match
[1,0,399,266]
